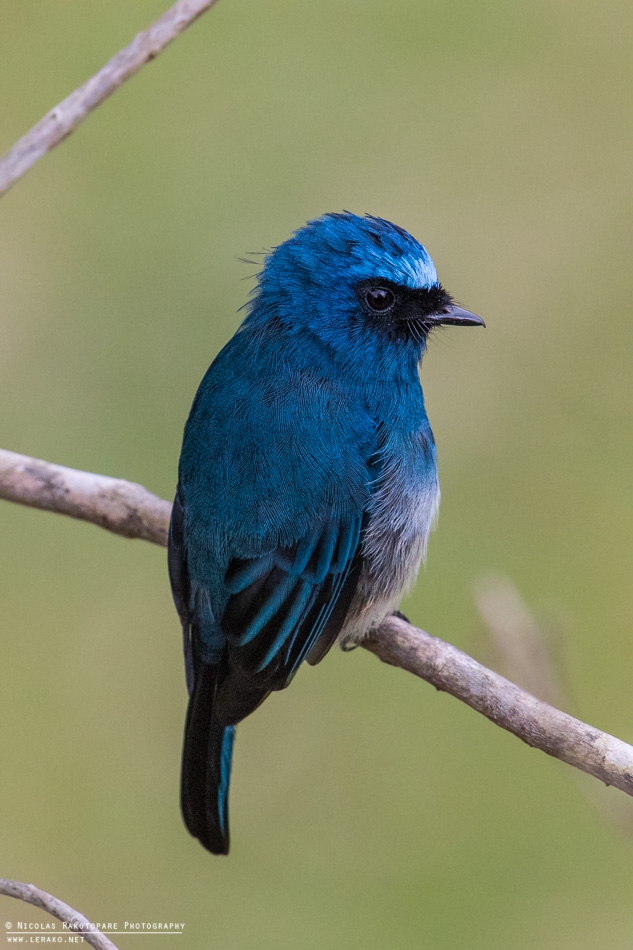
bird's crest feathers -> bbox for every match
[257,211,438,297]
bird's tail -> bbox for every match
[181,660,235,855]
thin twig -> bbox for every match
[0,879,119,950]
[1,448,632,799]
[0,0,221,199]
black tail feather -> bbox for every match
[181,660,235,855]
[214,669,271,726]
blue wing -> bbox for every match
[174,332,379,725]
[168,491,196,694]
[212,511,365,723]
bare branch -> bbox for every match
[0,449,171,545]
[1,448,632,799]
[475,575,633,834]
[0,0,221,199]
[0,879,119,950]
[364,616,633,797]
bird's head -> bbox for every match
[249,212,484,373]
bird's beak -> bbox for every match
[431,305,485,328]
[427,304,486,327]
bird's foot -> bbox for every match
[391,610,410,624]
[340,637,359,652]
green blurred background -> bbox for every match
[1,0,632,946]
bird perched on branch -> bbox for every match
[168,212,484,854]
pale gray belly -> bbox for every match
[340,461,440,643]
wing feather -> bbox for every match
[216,512,364,719]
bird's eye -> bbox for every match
[364,287,396,312]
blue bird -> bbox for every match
[168,212,484,854]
